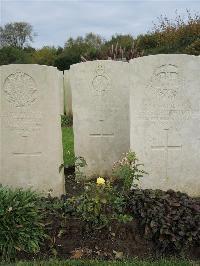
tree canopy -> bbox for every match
[0,10,199,69]
[0,22,36,49]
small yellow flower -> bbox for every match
[96,177,106,185]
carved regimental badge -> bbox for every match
[3,72,38,107]
[92,63,111,95]
[152,64,180,99]
[143,64,192,130]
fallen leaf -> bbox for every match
[57,229,65,238]
[16,224,23,228]
[14,246,21,251]
[70,248,84,259]
[113,250,123,259]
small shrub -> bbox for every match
[0,186,46,261]
[126,189,200,255]
[64,152,147,228]
[67,178,132,228]
[112,151,147,195]
[60,155,87,178]
[137,10,200,55]
[184,39,200,55]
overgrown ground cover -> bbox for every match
[0,170,199,262]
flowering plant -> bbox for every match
[70,177,132,228]
[112,151,147,195]
[96,177,106,185]
[66,151,146,229]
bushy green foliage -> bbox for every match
[66,179,132,228]
[64,151,147,228]
[54,33,104,70]
[31,46,58,66]
[112,151,147,194]
[105,34,134,51]
[137,10,200,55]
[184,38,200,55]
[0,46,32,65]
[126,189,200,255]
[0,186,46,261]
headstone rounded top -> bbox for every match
[0,64,59,71]
[129,54,199,64]
[70,60,128,70]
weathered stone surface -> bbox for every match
[59,70,64,115]
[70,60,129,177]
[64,70,72,115]
[0,64,64,195]
[130,54,200,196]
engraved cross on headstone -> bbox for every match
[151,129,182,178]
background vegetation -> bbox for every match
[0,10,199,70]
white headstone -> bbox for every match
[59,70,64,115]
[70,60,129,177]
[0,64,64,195]
[64,70,73,115]
[130,54,200,196]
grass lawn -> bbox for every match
[62,127,75,167]
[3,258,199,266]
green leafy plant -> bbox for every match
[69,178,132,228]
[64,151,147,229]
[137,10,200,55]
[126,189,200,255]
[112,151,147,194]
[184,38,200,55]
[0,186,46,261]
[60,155,87,179]
[75,180,114,227]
